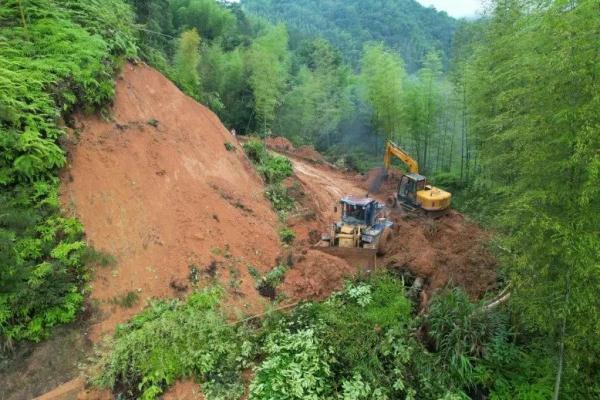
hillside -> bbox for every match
[60,63,283,339]
[241,0,457,71]
[3,0,599,399]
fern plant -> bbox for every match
[0,0,137,343]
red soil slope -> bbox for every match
[60,63,280,340]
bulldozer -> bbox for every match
[383,140,452,214]
[323,195,393,257]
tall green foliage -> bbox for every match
[360,43,405,141]
[468,1,600,396]
[241,0,457,72]
[247,24,290,131]
[93,288,251,399]
[402,51,444,173]
[0,0,136,344]
[171,0,237,41]
[174,28,202,96]
[275,39,352,145]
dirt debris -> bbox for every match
[265,136,326,164]
[281,249,358,301]
[60,63,281,341]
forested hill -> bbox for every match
[240,0,457,71]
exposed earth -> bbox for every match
[4,64,497,399]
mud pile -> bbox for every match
[384,211,497,298]
[61,63,280,339]
[265,136,326,164]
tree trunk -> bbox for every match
[553,316,567,400]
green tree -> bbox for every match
[275,39,352,145]
[170,0,236,41]
[469,1,600,397]
[360,43,405,141]
[174,28,201,96]
[402,51,444,172]
[247,24,290,132]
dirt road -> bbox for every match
[290,158,365,222]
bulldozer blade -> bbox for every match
[311,246,377,270]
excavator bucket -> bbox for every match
[311,245,377,270]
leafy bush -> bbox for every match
[243,139,293,184]
[265,184,295,213]
[278,227,295,245]
[250,274,450,399]
[0,192,89,344]
[93,287,251,399]
[249,325,334,400]
[257,154,293,184]
[263,264,288,288]
[243,139,268,164]
[224,142,236,152]
[0,0,136,343]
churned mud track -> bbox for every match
[280,151,498,300]
[290,158,365,222]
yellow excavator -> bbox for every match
[383,140,452,213]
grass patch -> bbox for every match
[109,291,139,309]
[81,247,117,268]
[278,227,295,245]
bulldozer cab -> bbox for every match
[398,173,427,204]
[340,196,381,226]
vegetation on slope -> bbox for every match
[94,273,528,399]
[0,0,136,345]
[241,0,457,72]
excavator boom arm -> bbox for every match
[384,140,419,174]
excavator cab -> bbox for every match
[398,173,427,205]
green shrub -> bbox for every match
[93,287,251,399]
[224,142,236,152]
[243,139,293,184]
[278,227,295,245]
[243,139,268,164]
[249,325,334,400]
[265,184,294,213]
[0,0,136,343]
[257,154,293,184]
[263,264,288,288]
[250,274,446,400]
